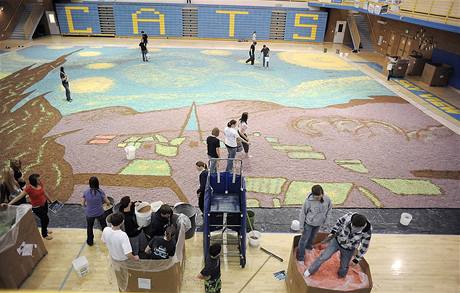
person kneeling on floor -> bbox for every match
[102,213,139,261]
[304,213,372,278]
[144,225,176,259]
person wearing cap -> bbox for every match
[304,213,372,278]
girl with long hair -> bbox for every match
[238,112,251,158]
[81,176,110,246]
[196,161,208,212]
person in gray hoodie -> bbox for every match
[296,185,332,262]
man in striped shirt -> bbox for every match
[304,213,372,278]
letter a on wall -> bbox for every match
[215,10,249,37]
[132,8,166,35]
[293,14,318,40]
[65,6,93,33]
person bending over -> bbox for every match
[304,213,372,278]
[145,204,178,239]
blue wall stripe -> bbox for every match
[55,2,327,42]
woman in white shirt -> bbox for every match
[238,112,251,158]
[224,119,249,173]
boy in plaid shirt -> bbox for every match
[304,213,372,278]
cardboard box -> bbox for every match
[0,205,47,288]
[407,56,427,76]
[286,233,373,293]
[113,224,186,293]
[421,63,453,86]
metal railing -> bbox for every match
[1,0,26,38]
[347,13,361,51]
[307,0,460,26]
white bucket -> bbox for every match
[124,146,136,160]
[345,53,349,57]
[248,230,262,247]
[291,220,301,231]
[135,202,152,227]
[400,213,413,226]
[72,256,89,277]
[151,201,164,213]
[340,52,344,57]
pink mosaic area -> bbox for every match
[48,97,460,208]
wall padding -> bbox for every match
[55,2,327,42]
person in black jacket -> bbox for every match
[141,31,148,47]
[139,42,148,62]
[119,196,145,255]
[145,204,178,239]
[261,45,270,68]
[245,42,257,65]
[196,161,208,213]
[60,67,72,102]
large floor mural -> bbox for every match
[0,45,459,208]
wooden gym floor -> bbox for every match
[17,229,460,293]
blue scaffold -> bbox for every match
[203,158,247,268]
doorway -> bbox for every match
[333,21,347,44]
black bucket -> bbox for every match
[173,203,197,239]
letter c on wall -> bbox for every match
[65,6,93,34]
[293,14,318,40]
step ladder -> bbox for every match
[269,11,287,40]
[98,5,115,36]
[203,158,247,268]
[182,7,198,37]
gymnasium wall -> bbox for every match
[54,1,328,42]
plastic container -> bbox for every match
[151,201,164,213]
[291,220,301,231]
[400,213,413,226]
[173,203,196,239]
[124,146,136,160]
[72,256,89,277]
[248,230,262,247]
[135,202,152,227]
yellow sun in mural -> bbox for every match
[201,50,232,56]
[86,63,115,69]
[47,45,73,50]
[71,77,114,93]
[278,52,355,71]
[79,51,102,57]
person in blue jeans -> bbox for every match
[82,176,111,246]
[297,185,332,262]
[304,213,372,278]
[224,120,249,173]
